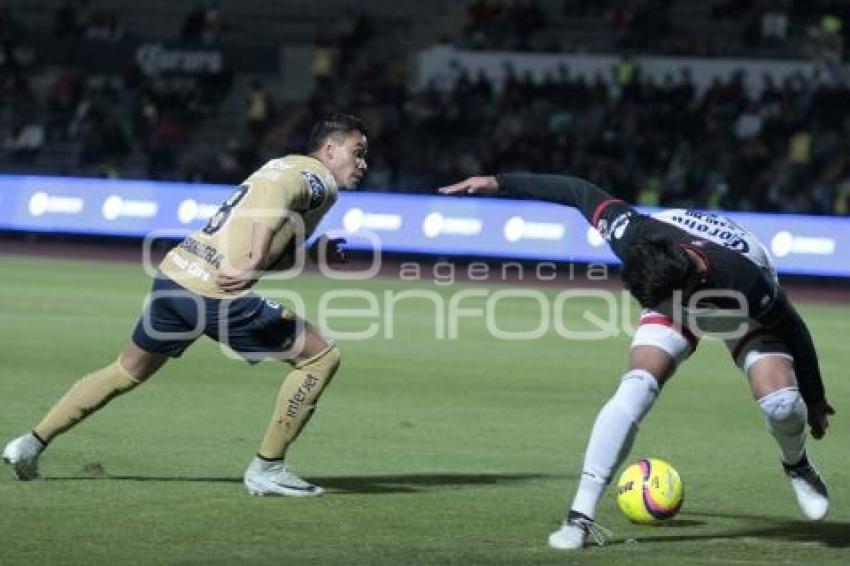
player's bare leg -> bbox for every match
[2,343,168,480]
[243,321,341,497]
[549,345,677,550]
[749,355,828,520]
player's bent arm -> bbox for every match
[265,235,346,273]
[217,222,275,292]
[755,290,827,408]
[247,222,275,270]
[769,302,835,439]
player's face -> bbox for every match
[327,132,368,189]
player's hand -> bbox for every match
[438,175,500,196]
[310,235,347,264]
[808,400,835,439]
[216,268,257,292]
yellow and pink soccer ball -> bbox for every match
[616,458,684,524]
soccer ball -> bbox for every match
[616,458,684,524]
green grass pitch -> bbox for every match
[0,254,848,565]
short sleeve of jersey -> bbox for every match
[241,168,310,231]
[739,264,782,323]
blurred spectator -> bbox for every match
[334,9,374,70]
[201,3,222,45]
[312,33,335,85]
[734,102,763,140]
[46,70,82,140]
[180,3,206,43]
[820,12,842,36]
[0,7,25,45]
[181,2,222,45]
[78,111,130,172]
[131,94,158,146]
[85,10,125,42]
[788,129,812,166]
[606,1,632,47]
[0,8,29,92]
[613,54,638,90]
[465,0,502,48]
[509,0,546,50]
[4,122,44,163]
[146,135,177,180]
[761,2,789,45]
[805,17,844,83]
[53,0,83,38]
[246,80,274,139]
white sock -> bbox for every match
[570,369,659,519]
[758,387,807,466]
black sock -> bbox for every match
[568,509,593,522]
[30,430,47,447]
[782,452,809,472]
[256,454,283,463]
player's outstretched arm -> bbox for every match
[438,175,501,196]
[440,173,633,227]
[494,174,626,220]
[440,173,641,260]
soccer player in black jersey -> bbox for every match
[440,173,834,550]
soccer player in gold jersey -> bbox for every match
[3,114,368,496]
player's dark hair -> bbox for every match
[621,235,699,308]
[306,113,367,154]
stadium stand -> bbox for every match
[1,0,849,214]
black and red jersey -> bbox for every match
[496,173,825,406]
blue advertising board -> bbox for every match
[1,174,847,277]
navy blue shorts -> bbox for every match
[131,276,299,363]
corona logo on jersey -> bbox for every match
[617,458,684,524]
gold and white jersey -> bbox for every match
[160,154,338,297]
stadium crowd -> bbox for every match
[2,1,850,215]
[459,0,849,59]
[1,2,232,180]
[292,51,850,215]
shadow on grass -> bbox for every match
[45,471,554,494]
[317,472,552,493]
[650,519,705,527]
[617,509,850,549]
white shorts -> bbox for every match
[631,310,793,374]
